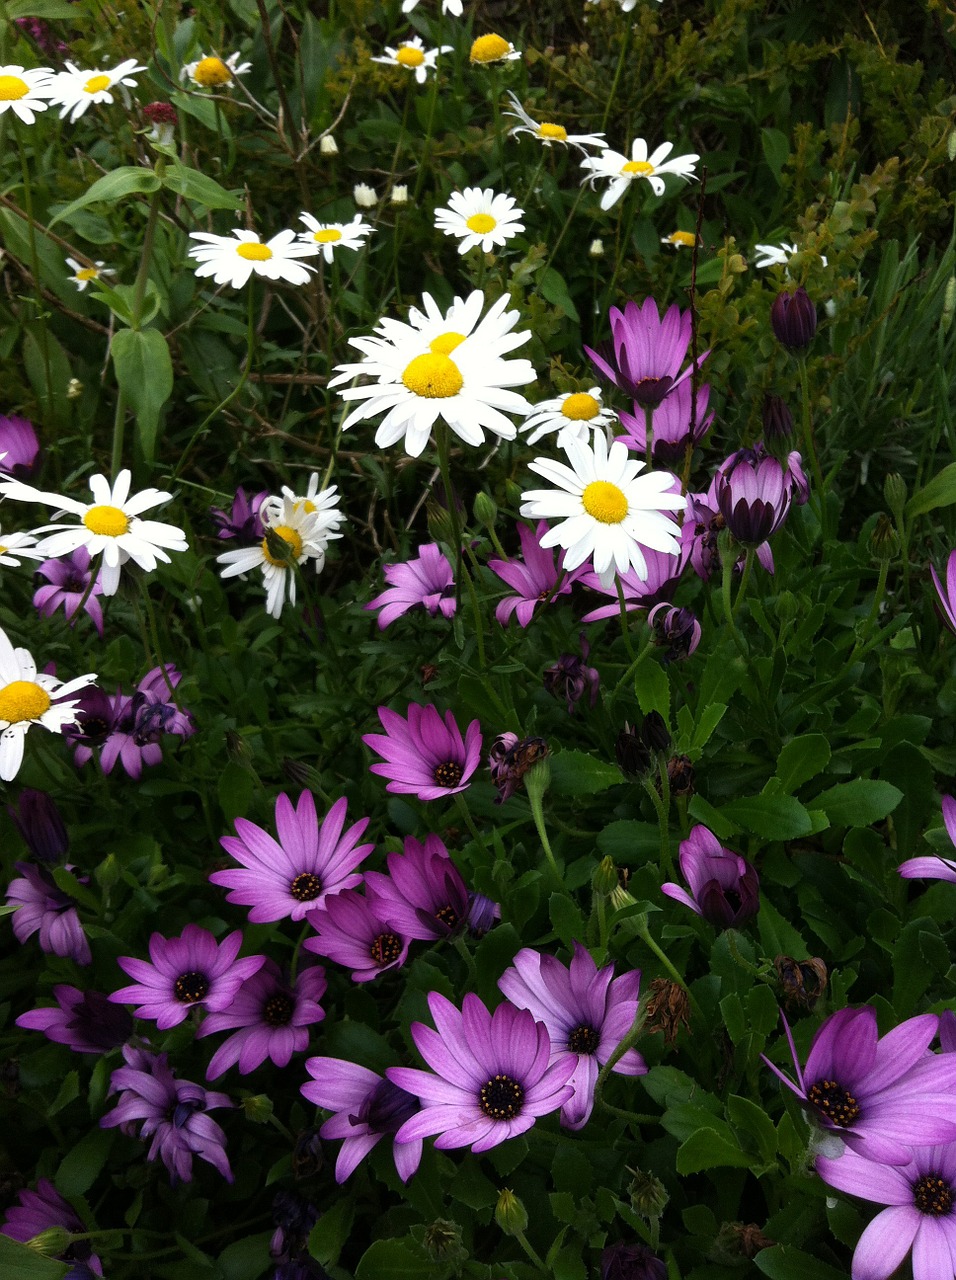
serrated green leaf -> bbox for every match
[111,327,173,465]
[635,659,670,721]
[775,734,831,793]
[675,1126,752,1173]
[718,794,813,840]
[549,749,622,797]
[812,779,903,828]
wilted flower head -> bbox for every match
[648,603,701,662]
[543,638,600,713]
[661,824,759,927]
[773,955,828,1011]
[488,732,549,803]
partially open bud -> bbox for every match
[423,1219,466,1262]
[592,855,619,896]
[628,1166,669,1221]
[869,512,899,562]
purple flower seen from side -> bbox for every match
[617,378,714,467]
[98,664,195,780]
[387,991,576,1153]
[17,984,132,1053]
[661,825,759,928]
[585,298,709,409]
[302,1056,423,1183]
[898,794,956,883]
[197,959,327,1079]
[931,550,956,638]
[578,542,690,622]
[303,889,411,981]
[715,450,793,547]
[1,1179,102,1276]
[761,1007,956,1164]
[62,684,123,768]
[498,943,646,1130]
[33,547,105,637]
[365,544,456,629]
[0,414,41,480]
[543,637,600,713]
[363,703,482,801]
[488,520,585,627]
[110,923,265,1029]
[364,833,469,940]
[210,486,268,541]
[770,286,817,351]
[7,788,68,862]
[212,792,373,922]
[7,862,91,964]
[648,603,701,662]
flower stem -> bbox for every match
[797,356,824,494]
[434,422,464,607]
[14,119,54,421]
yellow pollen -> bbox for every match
[83,504,129,537]
[0,75,29,101]
[466,213,497,234]
[236,241,273,261]
[261,525,303,566]
[622,159,654,175]
[561,392,600,421]
[396,45,426,68]
[194,56,231,86]
[0,546,6,556]
[75,267,98,281]
[313,228,342,243]
[293,499,317,514]
[582,480,628,524]
[402,352,463,399]
[0,680,51,724]
[84,73,111,94]
[470,34,511,63]
[667,231,696,247]
[537,122,568,141]
[429,332,466,355]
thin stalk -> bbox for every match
[797,356,824,494]
[643,403,654,473]
[615,574,636,660]
[600,18,632,130]
[434,422,463,606]
[732,546,754,618]
[14,120,54,420]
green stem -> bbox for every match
[413,62,441,203]
[733,546,754,618]
[610,633,651,701]
[434,422,463,606]
[601,18,632,130]
[461,550,487,672]
[635,919,699,1016]
[797,356,824,494]
[513,1230,548,1275]
[525,766,561,882]
[453,933,478,985]
[848,555,891,663]
[615,574,636,660]
[644,403,654,474]
[641,771,672,880]
[110,388,128,488]
[719,533,740,639]
[15,119,54,421]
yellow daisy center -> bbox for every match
[396,45,426,68]
[313,228,342,243]
[402,352,463,399]
[83,504,130,537]
[622,159,654,175]
[429,332,466,355]
[470,34,511,63]
[261,525,303,566]
[0,546,6,555]
[582,480,628,524]
[0,680,51,724]
[537,123,567,141]
[194,56,231,86]
[75,267,98,281]
[0,75,29,101]
[466,213,497,234]
[84,73,111,94]
[667,231,696,247]
[236,241,273,261]
[561,392,600,421]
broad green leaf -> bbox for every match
[110,327,173,465]
[23,326,73,427]
[727,1094,778,1164]
[549,749,622,797]
[718,794,813,840]
[675,1126,752,1173]
[635,658,670,721]
[7,0,76,17]
[57,1126,114,1196]
[755,1245,848,1280]
[217,759,254,823]
[0,1238,67,1278]
[549,892,587,948]
[216,1232,272,1280]
[760,128,790,183]
[538,266,580,322]
[354,1239,434,1280]
[812,779,903,828]
[163,163,243,210]
[775,734,831,793]
[907,461,956,518]
[48,167,162,228]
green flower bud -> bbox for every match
[883,473,907,521]
[473,491,498,528]
[495,1188,529,1237]
[94,853,120,892]
[241,1094,274,1123]
[592,855,619,896]
[628,1166,669,1221]
[870,512,899,562]
[423,1219,467,1262]
[426,500,456,547]
[26,1227,73,1257]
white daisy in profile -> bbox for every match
[297,213,372,263]
[0,469,188,596]
[522,388,618,448]
[181,52,251,90]
[0,526,44,568]
[434,188,525,255]
[187,229,316,288]
[329,289,536,458]
[372,36,452,84]
[48,59,145,123]
[65,257,112,291]
[504,93,607,156]
[661,230,698,250]
[0,65,55,124]
[754,241,828,270]
[403,0,464,14]
[469,34,521,64]
[0,627,95,782]
[580,137,700,211]
[519,434,685,588]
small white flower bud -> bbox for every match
[319,134,338,156]
[390,184,409,205]
[353,183,378,208]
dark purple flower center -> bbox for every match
[174,970,210,1004]
[290,872,322,902]
[434,904,460,930]
[362,1078,419,1134]
[807,1078,860,1127]
[568,1023,600,1054]
[264,993,295,1026]
[479,1073,524,1120]
[631,375,673,408]
[370,932,403,966]
[433,761,464,788]
[913,1173,954,1216]
[65,573,86,593]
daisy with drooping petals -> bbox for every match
[521,387,617,448]
[0,65,55,124]
[181,52,251,90]
[372,36,452,84]
[0,626,94,781]
[0,468,187,596]
[504,92,607,156]
[363,703,482,801]
[469,34,521,64]
[520,434,685,589]
[298,212,372,263]
[48,59,145,122]
[434,187,525,255]
[66,257,112,291]
[188,228,316,289]
[580,137,700,211]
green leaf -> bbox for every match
[596,819,661,864]
[760,128,790,183]
[549,749,622,797]
[308,1199,354,1267]
[549,892,587,948]
[163,163,243,210]
[57,1126,114,1196]
[718,794,813,840]
[775,734,831,793]
[22,326,74,428]
[0,1238,67,1278]
[215,1232,272,1280]
[675,1126,752,1173]
[49,1069,79,1115]
[355,1240,433,1280]
[48,167,162,228]
[727,1094,778,1164]
[217,759,254,823]
[7,0,77,16]
[689,702,728,753]
[538,267,580,322]
[110,327,173,465]
[907,461,956,518]
[635,659,670,721]
[687,793,738,839]
[812,779,903,828]
[755,1245,848,1280]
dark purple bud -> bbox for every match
[640,712,671,754]
[647,604,701,663]
[7,789,69,863]
[762,394,794,445]
[601,1242,667,1280]
[543,638,600,714]
[770,286,817,351]
[616,723,651,777]
[364,1078,420,1134]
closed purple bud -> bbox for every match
[601,1241,667,1280]
[662,824,759,927]
[465,890,500,938]
[7,789,68,863]
[770,286,817,351]
[647,604,701,663]
[762,394,794,447]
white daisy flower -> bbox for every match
[181,51,251,90]
[372,36,452,84]
[580,137,700,211]
[661,230,698,250]
[521,388,618,448]
[187,229,316,289]
[754,241,828,270]
[469,34,521,64]
[519,434,685,588]
[434,188,525,255]
[0,65,55,125]
[0,526,44,568]
[262,473,347,547]
[48,59,145,123]
[353,183,378,208]
[403,0,464,14]
[0,469,187,596]
[65,257,112,291]
[328,289,536,458]
[504,93,607,156]
[297,212,372,263]
[0,627,95,781]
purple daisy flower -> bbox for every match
[98,665,195,780]
[363,703,482,802]
[762,1007,956,1164]
[543,638,600,714]
[303,889,410,981]
[7,788,69,862]
[488,521,585,627]
[110,923,265,1029]
[816,1142,956,1280]
[899,794,956,882]
[498,943,646,1130]
[197,959,327,1079]
[661,824,759,928]
[211,792,373,923]
[1,1179,102,1275]
[365,544,456,629]
[0,413,41,480]
[578,542,690,622]
[617,378,714,467]
[363,833,469,941]
[931,550,956,637]
[302,1057,423,1183]
[386,991,576,1153]
[585,298,709,409]
[17,984,132,1053]
[63,684,125,768]
[33,547,105,637]
[715,449,793,547]
[210,486,268,541]
[6,862,91,964]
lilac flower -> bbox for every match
[101,1048,233,1183]
[762,1007,956,1164]
[899,794,956,882]
[498,943,646,1129]
[17,984,132,1053]
[585,298,709,409]
[212,792,373,922]
[210,486,268,540]
[197,960,327,1079]
[488,521,585,627]
[466,890,501,937]
[363,833,469,940]
[816,1142,956,1280]
[7,788,68,862]
[543,638,600,713]
[715,449,793,547]
[601,1242,667,1280]
[648,602,701,662]
[488,732,549,804]
[661,825,759,927]
[303,889,411,981]
[1,1179,102,1276]
[578,543,689,622]
[62,684,124,768]
[366,544,456,629]
[0,413,40,480]
[6,862,91,964]
[931,550,956,637]
[682,485,775,581]
[110,923,265,1029]
[363,703,482,802]
[33,547,105,637]
[770,286,817,350]
[99,665,195,779]
[301,1056,423,1183]
[386,991,576,1152]
[617,378,714,467]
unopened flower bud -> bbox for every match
[944,276,956,333]
[522,757,551,804]
[473,491,498,528]
[8,788,68,862]
[592,855,619,896]
[390,184,408,204]
[242,1094,275,1123]
[423,1219,466,1262]
[883,472,907,521]
[320,134,338,155]
[774,589,799,627]
[95,853,120,892]
[628,1167,669,1221]
[426,500,456,547]
[648,604,701,664]
[770,286,817,351]
[615,723,651,777]
[640,711,670,754]
[281,758,322,790]
[26,1228,73,1257]
[465,890,500,938]
[292,1127,325,1179]
[762,394,794,449]
[353,182,378,207]
[66,377,83,398]
[495,1188,529,1237]
[870,512,899,562]
[589,238,604,257]
[664,753,695,797]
